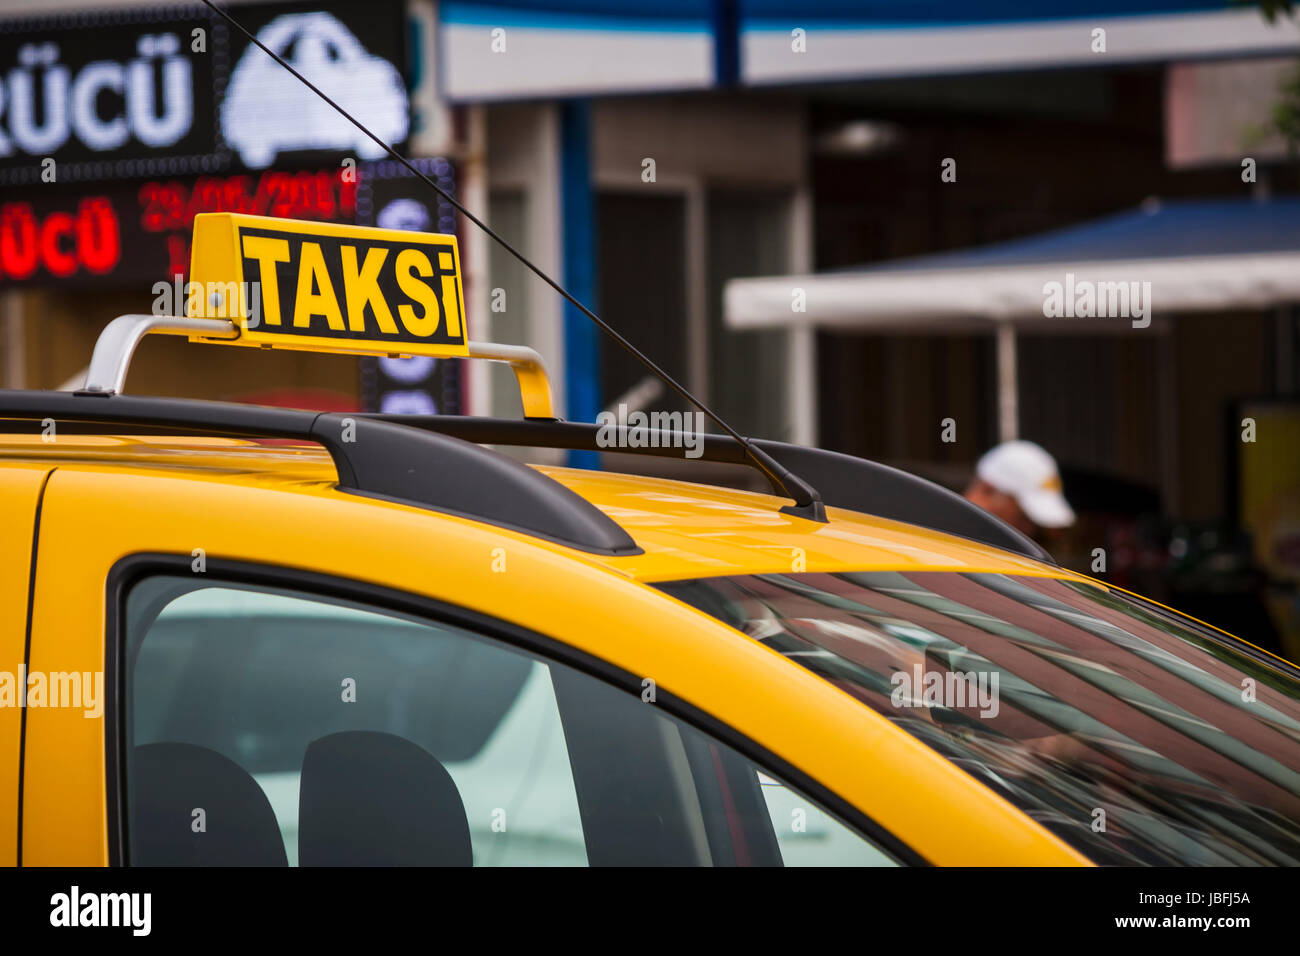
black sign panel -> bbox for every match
[361,353,462,416]
[0,157,461,290]
[0,1,407,185]
[0,7,217,182]
[0,165,358,286]
[220,1,410,173]
[353,157,463,413]
[234,224,466,350]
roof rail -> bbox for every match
[0,392,638,556]
[363,415,1056,564]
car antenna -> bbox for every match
[197,0,826,522]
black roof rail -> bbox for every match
[362,415,1056,565]
[0,392,640,557]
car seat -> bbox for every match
[131,742,288,866]
[297,730,472,866]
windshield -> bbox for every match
[658,571,1300,865]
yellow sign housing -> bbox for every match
[187,213,469,358]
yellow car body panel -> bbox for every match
[0,464,52,867]
[531,464,1094,583]
[6,437,1098,865]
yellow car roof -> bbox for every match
[0,434,1077,584]
[536,463,1072,581]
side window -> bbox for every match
[121,576,899,866]
[755,772,897,866]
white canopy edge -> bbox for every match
[724,252,1300,332]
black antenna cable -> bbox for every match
[198,0,825,522]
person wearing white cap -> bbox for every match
[964,440,1076,538]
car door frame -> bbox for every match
[0,464,54,867]
[102,551,913,866]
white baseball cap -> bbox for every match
[976,440,1076,529]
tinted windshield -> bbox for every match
[658,572,1300,865]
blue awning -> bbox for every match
[726,196,1300,332]
[866,197,1300,270]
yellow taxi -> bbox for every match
[3,214,1299,868]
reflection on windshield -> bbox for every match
[658,571,1300,865]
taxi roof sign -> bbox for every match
[187,213,469,359]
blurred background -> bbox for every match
[2,0,1299,659]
